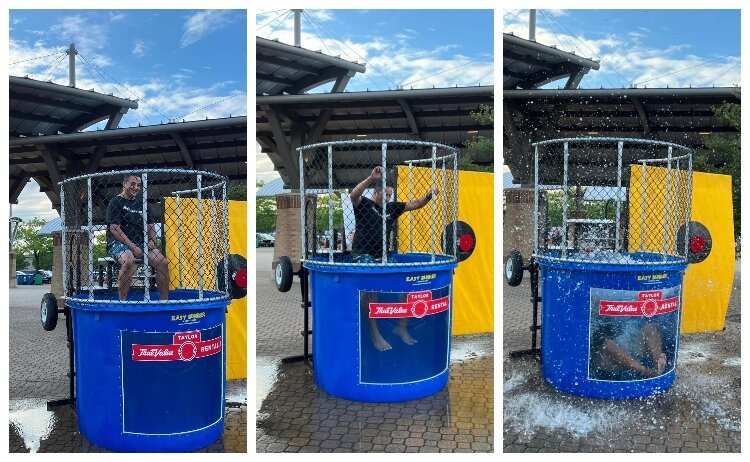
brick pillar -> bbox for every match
[273,194,301,272]
[9,253,17,288]
[503,188,540,265]
[52,230,91,300]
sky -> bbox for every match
[8,9,248,221]
[255,8,495,184]
[503,9,741,90]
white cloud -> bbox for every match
[256,143,281,184]
[257,12,494,91]
[132,40,147,57]
[181,10,234,48]
[49,15,108,52]
[505,16,739,89]
[109,12,126,22]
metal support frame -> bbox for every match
[508,257,542,361]
[281,266,313,366]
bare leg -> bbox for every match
[368,318,392,351]
[393,318,417,345]
[118,251,136,301]
[149,249,170,300]
[601,339,656,377]
[642,324,667,374]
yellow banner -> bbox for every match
[164,198,247,378]
[396,167,494,335]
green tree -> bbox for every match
[12,217,53,270]
[462,104,494,172]
[227,181,247,201]
[256,180,277,233]
[315,192,345,234]
[697,88,741,241]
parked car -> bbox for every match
[256,233,274,247]
[38,270,52,284]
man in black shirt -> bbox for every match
[107,174,170,301]
[350,166,436,350]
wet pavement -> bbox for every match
[255,247,494,453]
[8,284,247,453]
[503,259,741,452]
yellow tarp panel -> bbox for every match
[396,167,494,335]
[628,165,690,255]
[164,198,247,379]
[681,172,734,333]
[628,167,734,333]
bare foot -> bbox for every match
[656,353,667,374]
[371,332,392,351]
[393,325,417,345]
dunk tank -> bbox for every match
[506,137,701,399]
[276,139,464,402]
[40,169,246,452]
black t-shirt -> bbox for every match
[352,196,406,257]
[106,194,146,250]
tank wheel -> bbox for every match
[276,256,293,292]
[41,292,58,331]
[505,250,524,287]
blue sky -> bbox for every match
[255,8,495,183]
[503,9,741,89]
[9,9,248,220]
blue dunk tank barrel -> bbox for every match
[305,254,457,402]
[537,253,686,399]
[67,289,229,452]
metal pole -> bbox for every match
[615,141,623,252]
[293,10,302,47]
[327,145,334,263]
[529,10,537,41]
[68,43,76,87]
[533,145,539,254]
[211,189,218,286]
[141,173,150,301]
[673,159,681,256]
[381,142,388,264]
[430,146,437,262]
[562,142,569,258]
[197,174,204,299]
[640,161,646,251]
[300,149,306,261]
[176,194,183,288]
[662,146,673,260]
[222,181,229,296]
[61,185,67,297]
[408,162,414,252]
[684,153,693,258]
[452,150,458,259]
[441,159,447,255]
[87,178,93,300]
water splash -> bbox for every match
[256,357,280,415]
[677,341,712,364]
[503,371,529,393]
[451,337,491,362]
[9,399,56,453]
[504,392,639,440]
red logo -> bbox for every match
[599,290,679,317]
[369,291,449,319]
[132,330,222,361]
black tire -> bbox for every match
[41,292,58,331]
[275,256,293,292]
[505,250,524,287]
